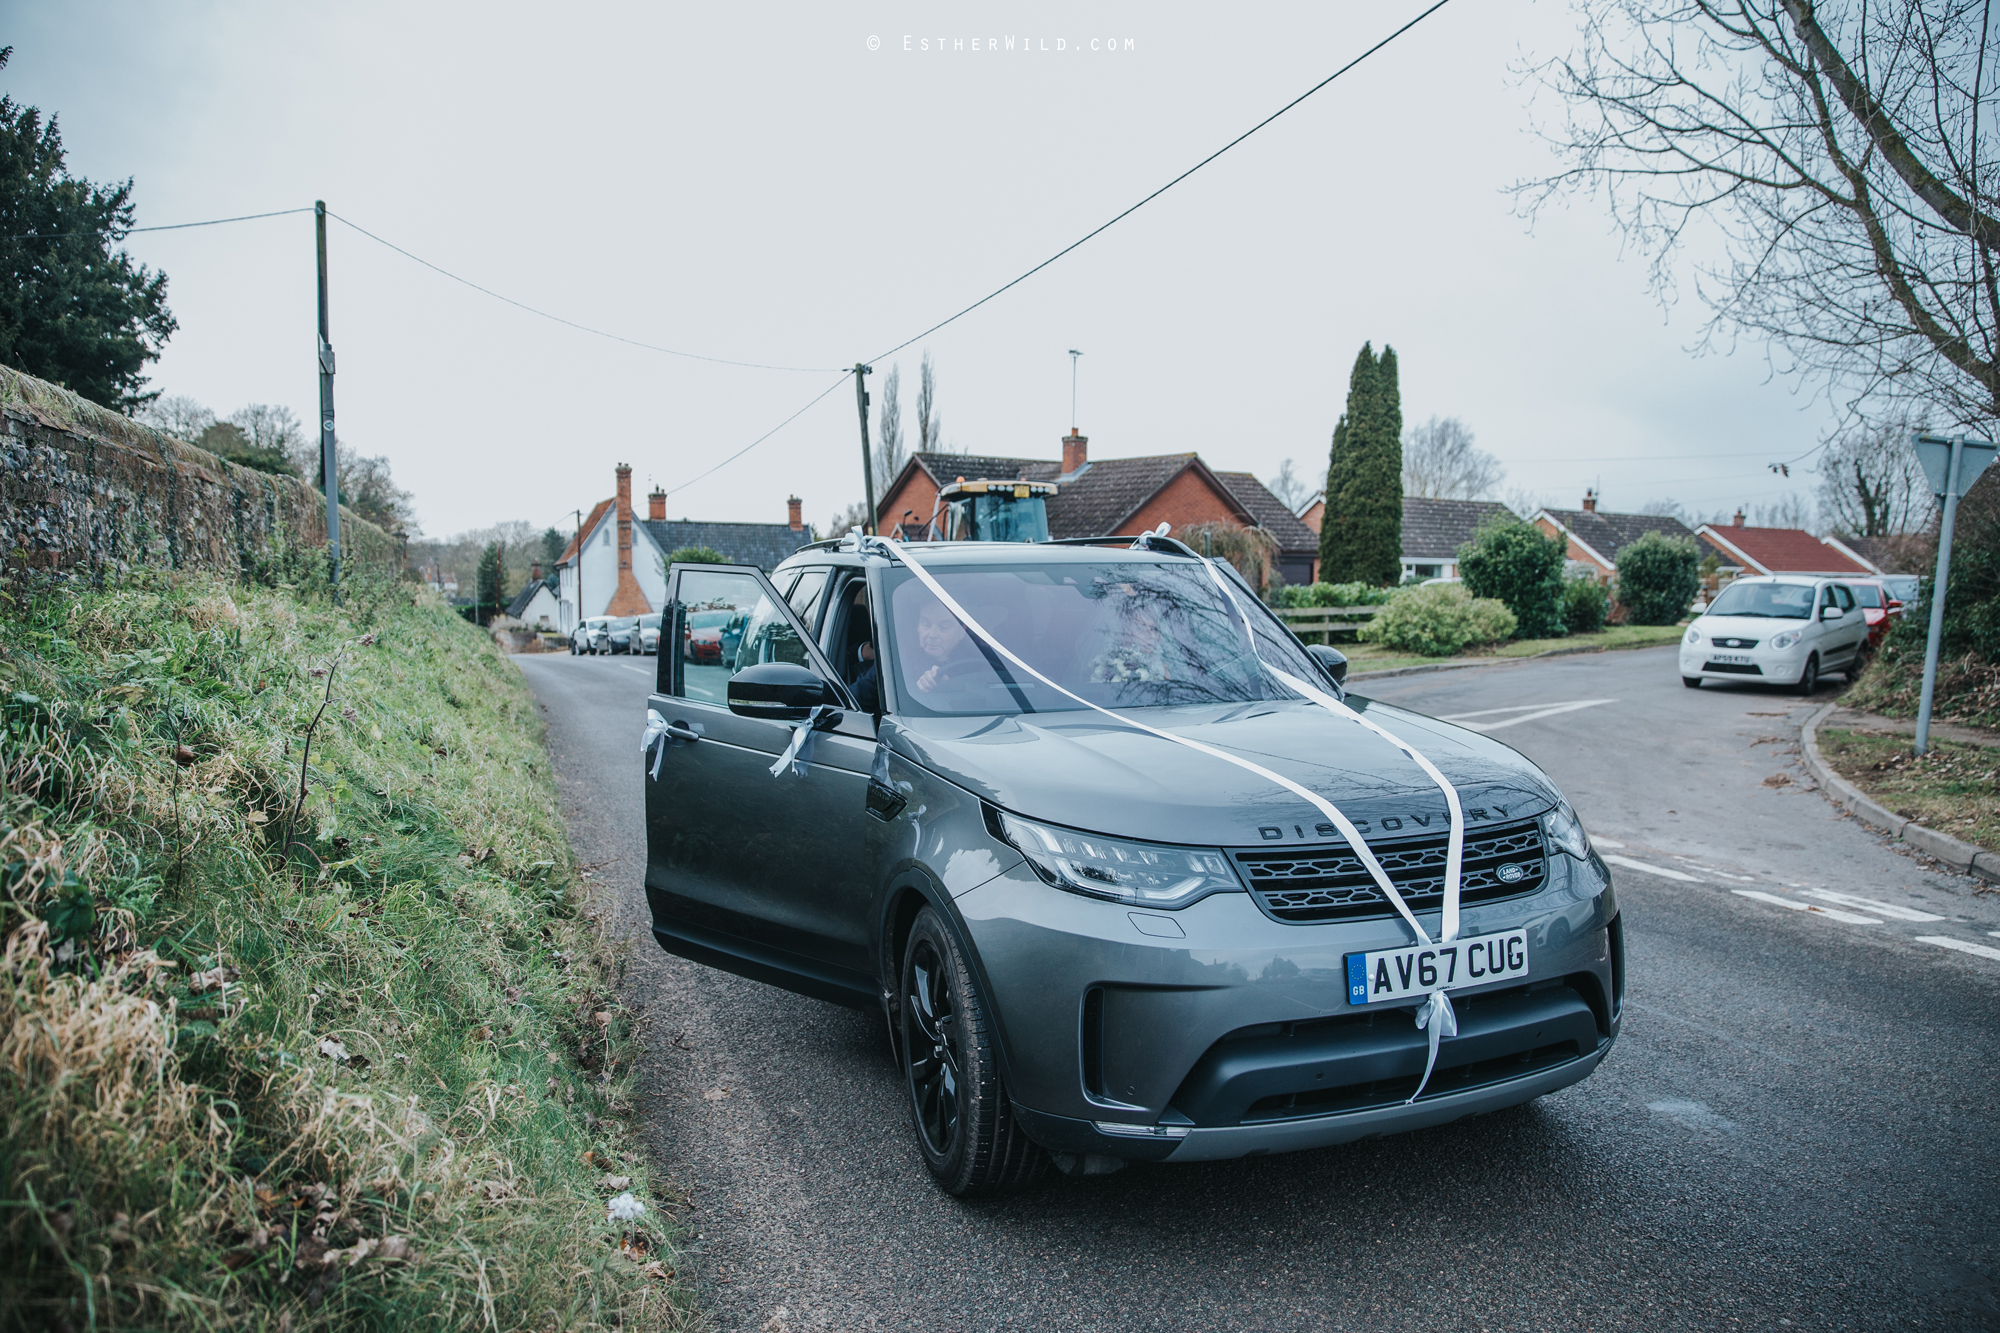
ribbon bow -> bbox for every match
[1410,990,1459,1105]
[769,705,841,779]
[640,709,673,780]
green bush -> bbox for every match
[1458,518,1568,638]
[1272,581,1397,608]
[1616,531,1702,625]
[1563,576,1609,633]
[1361,583,1517,656]
[667,544,727,566]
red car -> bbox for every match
[1845,580,1905,649]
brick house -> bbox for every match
[1533,491,1730,584]
[1694,513,1878,578]
[553,465,814,632]
[873,432,1320,586]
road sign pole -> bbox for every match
[1913,436,1964,756]
[315,201,341,603]
[853,364,876,536]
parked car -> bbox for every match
[605,616,640,655]
[1679,575,1871,692]
[570,616,612,655]
[1844,580,1905,649]
[1880,574,1922,605]
[638,612,662,655]
[642,540,1622,1194]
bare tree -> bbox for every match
[1640,497,1692,521]
[1402,416,1506,498]
[338,453,418,535]
[1518,0,2000,429]
[227,403,310,476]
[139,394,214,440]
[875,363,906,485]
[1816,410,1936,534]
[826,499,870,538]
[916,350,943,453]
[1266,458,1314,510]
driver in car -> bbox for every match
[910,598,993,698]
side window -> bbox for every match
[1819,584,1837,610]
[1834,585,1855,611]
[787,568,831,632]
[674,570,811,705]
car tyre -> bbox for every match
[1682,675,1701,689]
[901,907,1047,1196]
[1795,652,1820,695]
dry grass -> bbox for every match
[0,567,699,1332]
[1816,727,2000,855]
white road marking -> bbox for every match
[1440,699,1616,732]
[1592,836,1627,848]
[1733,889,1880,925]
[618,664,653,677]
[1602,853,1704,882]
[1801,888,1943,922]
[1916,936,2000,963]
[1672,858,1759,882]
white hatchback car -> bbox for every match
[1679,575,1871,693]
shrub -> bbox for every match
[1361,583,1517,656]
[1616,531,1702,625]
[666,544,727,566]
[1458,518,1568,638]
[1563,575,1609,633]
[1271,581,1397,608]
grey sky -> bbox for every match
[10,1,1835,538]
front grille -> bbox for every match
[1702,661,1763,675]
[1710,637,1759,649]
[1231,818,1547,923]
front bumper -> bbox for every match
[954,851,1622,1162]
[1679,644,1808,683]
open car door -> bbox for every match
[644,563,879,1008]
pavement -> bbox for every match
[517,645,2000,1332]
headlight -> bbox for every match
[1684,626,1701,646]
[995,811,1242,909]
[1541,801,1591,860]
[1770,629,1803,650]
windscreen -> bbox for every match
[882,559,1322,716]
[1848,585,1882,608]
[1707,581,1814,619]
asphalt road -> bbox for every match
[517,645,2000,1332]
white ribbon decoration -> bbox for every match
[873,535,1467,1104]
[769,704,839,779]
[640,709,673,780]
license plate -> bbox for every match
[1709,653,1753,665]
[1346,930,1529,1006]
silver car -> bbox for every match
[642,541,1622,1194]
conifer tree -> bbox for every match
[1319,343,1404,585]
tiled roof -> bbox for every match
[1401,497,1516,560]
[1833,533,1933,575]
[1214,472,1321,554]
[908,450,1249,539]
[642,519,815,573]
[1697,524,1875,576]
[555,498,615,566]
[1540,507,1731,567]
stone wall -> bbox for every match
[0,363,397,582]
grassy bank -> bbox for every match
[1340,623,1687,677]
[1816,727,2000,855]
[0,569,692,1331]
[1844,642,2000,732]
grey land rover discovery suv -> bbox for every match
[641,536,1622,1194]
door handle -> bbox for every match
[665,722,702,743]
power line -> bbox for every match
[863,0,1458,366]
[659,372,855,500]
[0,205,313,241]
[325,210,842,374]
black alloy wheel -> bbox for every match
[1796,652,1820,695]
[900,908,1047,1195]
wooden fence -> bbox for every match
[1273,605,1380,644]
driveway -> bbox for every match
[517,646,2000,1332]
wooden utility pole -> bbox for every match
[853,364,876,536]
[315,201,341,601]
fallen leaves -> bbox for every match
[1762,773,1794,788]
[316,1037,349,1062]
[702,1087,730,1101]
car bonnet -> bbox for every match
[883,695,1559,847]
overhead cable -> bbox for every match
[658,372,855,500]
[863,0,1457,365]
[0,206,313,241]
[326,210,842,374]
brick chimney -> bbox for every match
[1062,430,1088,476]
[607,463,650,614]
[530,561,542,584]
[1732,508,1746,527]
[787,495,803,531]
[648,486,666,522]
[1582,488,1597,513]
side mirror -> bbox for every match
[727,662,833,721]
[1821,605,1845,620]
[1306,644,1349,688]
